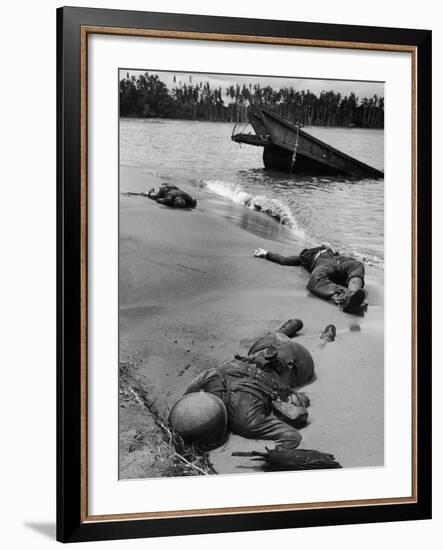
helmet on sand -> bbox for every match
[248,333,314,387]
[169,391,228,447]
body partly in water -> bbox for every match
[120,118,384,268]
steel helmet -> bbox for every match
[169,391,228,447]
[248,333,314,387]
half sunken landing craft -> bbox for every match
[231,107,384,179]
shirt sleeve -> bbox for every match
[265,252,302,266]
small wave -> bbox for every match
[204,180,307,239]
[348,250,384,269]
[204,179,384,269]
[312,240,383,269]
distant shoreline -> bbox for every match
[120,73,384,128]
[119,115,384,130]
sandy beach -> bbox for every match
[119,166,384,478]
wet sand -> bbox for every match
[119,166,384,477]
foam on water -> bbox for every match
[205,179,307,240]
[204,179,383,268]
[346,250,384,270]
[120,119,384,270]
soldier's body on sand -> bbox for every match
[148,183,197,209]
[254,245,367,315]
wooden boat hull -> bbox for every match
[232,107,384,179]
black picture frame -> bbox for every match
[57,6,432,543]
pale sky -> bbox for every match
[119,69,384,102]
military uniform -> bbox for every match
[185,358,305,449]
[265,246,365,308]
[148,183,197,208]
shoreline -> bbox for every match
[120,115,384,130]
[119,166,384,478]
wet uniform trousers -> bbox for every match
[185,360,302,449]
[266,249,365,303]
[307,252,365,302]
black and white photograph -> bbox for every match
[0,0,435,546]
[118,69,385,479]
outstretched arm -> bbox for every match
[254,248,302,266]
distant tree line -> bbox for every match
[120,72,384,128]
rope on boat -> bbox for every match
[232,121,251,139]
[289,123,301,174]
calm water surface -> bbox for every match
[120,119,384,266]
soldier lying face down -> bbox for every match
[178,320,318,451]
[254,245,367,315]
[148,183,197,209]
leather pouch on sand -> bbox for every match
[272,400,308,428]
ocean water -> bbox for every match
[120,118,384,267]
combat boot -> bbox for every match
[277,318,304,337]
[341,289,366,314]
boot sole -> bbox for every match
[343,289,366,313]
